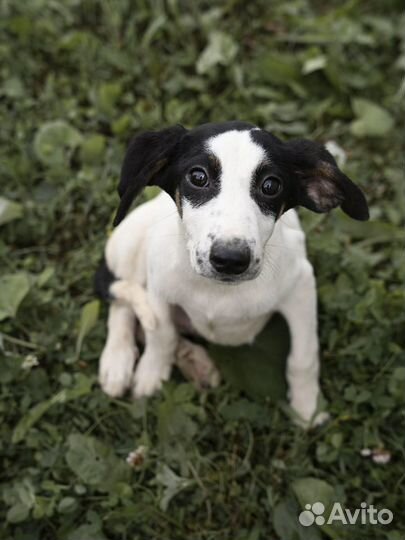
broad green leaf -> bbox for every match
[0,196,23,226]
[208,313,290,401]
[292,477,335,509]
[1,77,24,98]
[350,98,394,137]
[157,392,198,447]
[57,497,78,514]
[6,503,29,524]
[388,367,405,399]
[12,375,93,443]
[36,266,55,287]
[292,478,341,539]
[66,434,130,490]
[196,31,238,74]
[257,53,300,85]
[80,134,106,164]
[156,464,193,511]
[76,300,100,357]
[0,272,30,321]
[220,398,271,427]
[302,55,327,74]
[273,497,322,540]
[112,113,132,136]
[67,523,107,540]
[331,212,405,243]
[95,82,122,116]
[141,14,167,48]
[34,120,83,167]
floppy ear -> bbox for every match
[285,139,369,221]
[114,125,187,225]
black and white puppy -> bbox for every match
[96,121,368,425]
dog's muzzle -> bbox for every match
[209,239,251,276]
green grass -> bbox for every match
[1,1,404,539]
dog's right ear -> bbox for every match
[114,125,187,225]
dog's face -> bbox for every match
[115,122,369,282]
[174,126,283,281]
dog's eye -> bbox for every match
[188,168,208,188]
[261,176,282,197]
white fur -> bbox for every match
[110,280,156,331]
[99,302,138,397]
[99,130,326,426]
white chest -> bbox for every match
[145,202,306,346]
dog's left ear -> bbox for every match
[285,139,369,221]
[114,125,187,225]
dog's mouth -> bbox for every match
[211,266,261,283]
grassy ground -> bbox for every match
[1,1,404,539]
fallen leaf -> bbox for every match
[34,120,83,167]
[0,197,23,226]
[76,300,100,357]
[0,272,31,321]
[196,31,238,74]
[350,98,394,137]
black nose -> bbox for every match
[209,240,251,275]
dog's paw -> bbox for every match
[311,411,330,427]
[132,353,172,398]
[290,398,330,429]
[176,339,221,389]
[99,343,138,397]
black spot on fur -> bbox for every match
[177,151,222,208]
[94,258,116,301]
[250,160,285,217]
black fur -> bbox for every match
[250,161,285,217]
[114,125,187,225]
[176,152,222,208]
[94,258,116,301]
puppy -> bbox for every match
[96,121,368,426]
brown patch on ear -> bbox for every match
[175,188,183,217]
[306,178,344,211]
[286,137,369,220]
[299,161,344,213]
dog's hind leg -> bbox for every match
[99,302,138,397]
[176,338,221,390]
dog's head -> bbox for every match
[115,121,369,282]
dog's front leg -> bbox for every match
[99,302,138,397]
[279,261,328,427]
[133,294,178,398]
